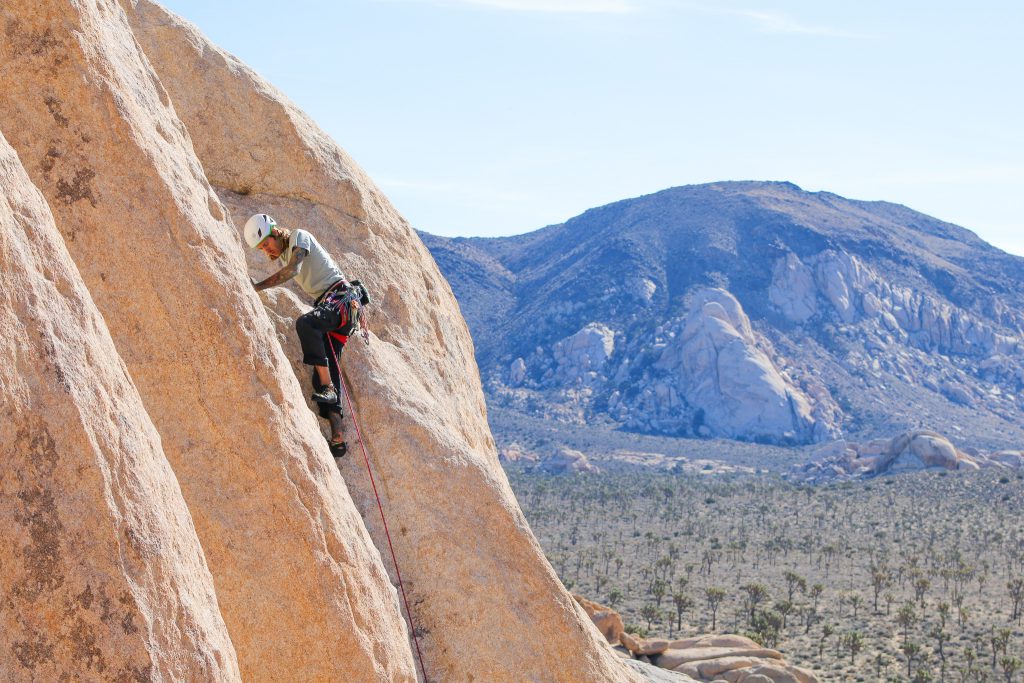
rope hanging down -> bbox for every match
[331,344,429,681]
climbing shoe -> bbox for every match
[329,440,348,458]
[311,383,338,404]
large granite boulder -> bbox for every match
[0,132,239,680]
[573,594,625,644]
[577,598,819,683]
[539,447,600,474]
[554,323,616,383]
[653,289,819,443]
[0,2,415,680]
[124,2,640,681]
[795,429,991,481]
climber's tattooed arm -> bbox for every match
[254,249,307,291]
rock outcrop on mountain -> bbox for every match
[631,288,821,443]
[122,3,640,681]
[424,182,1024,449]
[1,132,240,681]
[793,428,1024,481]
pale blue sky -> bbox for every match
[159,1,1023,254]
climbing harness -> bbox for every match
[319,280,371,345]
[326,332,429,681]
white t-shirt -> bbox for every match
[278,229,345,299]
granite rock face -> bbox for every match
[0,2,415,680]
[124,2,640,681]
[639,289,820,443]
[0,132,240,681]
[553,323,616,384]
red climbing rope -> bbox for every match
[330,340,429,681]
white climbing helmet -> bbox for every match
[244,213,276,248]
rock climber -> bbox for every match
[244,213,361,457]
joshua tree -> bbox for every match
[651,578,667,608]
[704,587,726,631]
[608,588,623,610]
[930,626,948,681]
[818,623,834,662]
[990,627,1011,669]
[640,603,661,632]
[958,605,970,630]
[672,591,694,634]
[841,630,864,664]
[914,576,932,607]
[937,601,950,630]
[750,609,783,649]
[999,656,1021,683]
[808,583,824,612]
[774,600,794,630]
[912,666,934,683]
[884,591,897,616]
[957,647,977,683]
[1008,577,1024,625]
[875,651,887,679]
[902,641,921,678]
[740,583,770,624]
[897,603,918,643]
[783,570,807,603]
[849,593,864,619]
[871,566,891,613]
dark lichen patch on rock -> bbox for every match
[43,96,69,127]
[55,167,97,207]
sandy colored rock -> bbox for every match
[737,675,774,683]
[0,132,239,680]
[123,3,642,681]
[669,635,761,650]
[636,639,671,656]
[574,594,626,644]
[676,656,782,678]
[624,658,701,682]
[0,3,415,681]
[719,664,801,683]
[621,631,644,654]
[654,647,783,670]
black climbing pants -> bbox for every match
[296,305,340,367]
[296,305,345,417]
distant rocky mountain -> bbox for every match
[422,181,1024,449]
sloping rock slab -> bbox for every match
[624,658,700,683]
[0,131,239,681]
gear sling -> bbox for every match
[298,279,370,420]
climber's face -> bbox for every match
[259,235,284,260]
